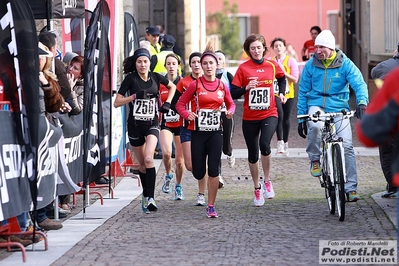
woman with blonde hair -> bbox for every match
[36,42,65,231]
[39,42,65,114]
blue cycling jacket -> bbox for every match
[297,49,368,119]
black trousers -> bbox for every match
[379,135,397,192]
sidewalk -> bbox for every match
[1,148,396,265]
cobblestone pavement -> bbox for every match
[1,100,397,265]
[48,155,395,266]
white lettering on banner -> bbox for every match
[37,145,56,178]
[37,122,57,180]
[36,146,57,199]
[1,144,22,179]
[87,144,100,165]
[87,33,101,167]
[127,24,134,56]
[63,0,78,16]
[1,3,35,180]
[0,144,22,205]
[63,131,83,164]
[64,0,78,8]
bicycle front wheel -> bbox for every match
[333,144,345,221]
[322,168,335,214]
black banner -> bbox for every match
[0,0,40,220]
[0,112,31,221]
[124,12,139,58]
[26,0,85,19]
[59,113,84,185]
[83,0,111,185]
[36,115,62,209]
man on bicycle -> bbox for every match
[297,30,369,202]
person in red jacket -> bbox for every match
[357,66,399,195]
[176,48,235,218]
[301,26,321,61]
[176,52,210,206]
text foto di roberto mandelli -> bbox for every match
[319,240,397,265]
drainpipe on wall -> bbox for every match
[318,0,322,28]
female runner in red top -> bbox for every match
[176,50,235,218]
[231,34,287,207]
[158,53,185,200]
[175,52,210,206]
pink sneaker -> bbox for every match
[206,205,218,218]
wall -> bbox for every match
[205,0,340,61]
[127,0,206,74]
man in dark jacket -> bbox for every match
[369,50,399,198]
[38,31,71,100]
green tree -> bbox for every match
[207,0,242,61]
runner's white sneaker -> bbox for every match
[227,153,235,167]
[162,173,173,193]
[218,175,225,189]
[264,181,275,199]
[283,142,289,157]
[276,140,284,155]
[196,193,206,206]
[253,184,265,207]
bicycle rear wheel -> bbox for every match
[333,144,345,221]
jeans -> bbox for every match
[306,106,358,193]
[36,208,48,223]
[17,213,27,231]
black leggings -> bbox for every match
[242,117,278,163]
[191,130,223,180]
[221,112,234,156]
[275,97,295,142]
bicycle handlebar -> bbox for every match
[297,110,356,122]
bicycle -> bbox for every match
[297,110,356,221]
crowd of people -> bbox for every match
[112,23,385,219]
[3,22,392,245]
[0,29,86,247]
